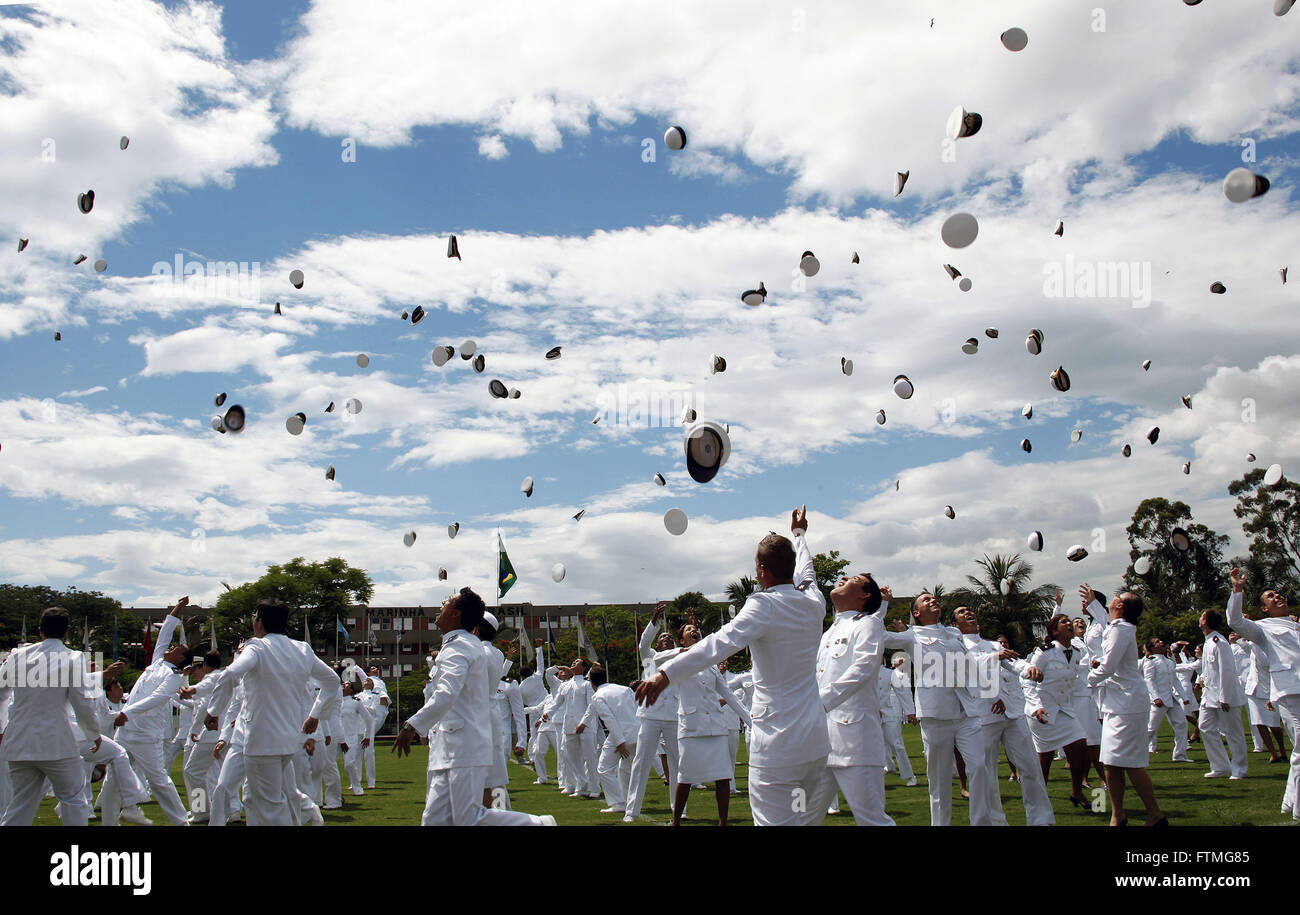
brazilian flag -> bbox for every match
[498,536,517,598]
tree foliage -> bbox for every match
[0,584,142,658]
[1227,469,1300,602]
[1123,498,1228,615]
[212,557,374,656]
[951,554,1058,653]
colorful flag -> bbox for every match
[498,532,517,598]
[336,617,350,644]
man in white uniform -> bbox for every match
[204,599,340,826]
[878,655,916,785]
[637,506,832,826]
[560,658,599,798]
[1197,608,1249,779]
[109,597,193,826]
[625,604,682,821]
[578,666,639,814]
[1143,638,1189,762]
[392,587,554,826]
[0,607,104,826]
[812,572,894,825]
[1226,568,1300,817]
[883,594,991,826]
[182,650,225,823]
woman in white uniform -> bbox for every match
[658,622,750,826]
[1024,613,1092,810]
[1082,585,1168,826]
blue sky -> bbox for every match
[0,0,1297,609]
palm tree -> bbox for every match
[961,553,1058,652]
[725,576,758,618]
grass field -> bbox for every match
[28,719,1299,826]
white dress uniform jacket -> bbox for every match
[1201,632,1246,708]
[1143,654,1179,708]
[406,630,494,769]
[0,641,101,760]
[1227,592,1300,702]
[657,530,829,768]
[206,634,339,756]
[817,608,887,767]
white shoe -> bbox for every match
[827,806,839,815]
[120,806,153,826]
[186,814,210,825]
[533,778,549,785]
[1229,775,1245,780]
[905,777,918,787]
[600,806,625,814]
[538,814,557,826]
[1172,757,1190,763]
[622,814,635,823]
[352,788,365,795]
[308,804,324,826]
[227,813,243,824]
[1204,771,1230,778]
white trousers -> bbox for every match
[421,765,544,826]
[209,744,246,826]
[243,754,296,826]
[303,740,328,805]
[1147,703,1189,759]
[3,758,87,826]
[115,735,190,825]
[183,739,220,820]
[1275,694,1300,816]
[980,716,1054,826]
[362,741,377,787]
[562,730,598,794]
[748,757,830,826]
[532,727,560,781]
[322,739,343,807]
[596,736,635,809]
[88,737,150,825]
[1199,705,1249,777]
[816,764,893,825]
[626,719,680,817]
[343,738,365,792]
[881,717,915,780]
[920,716,987,826]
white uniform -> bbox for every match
[1242,641,1282,729]
[208,680,247,826]
[1023,643,1086,753]
[626,620,683,818]
[877,664,915,781]
[182,668,225,821]
[339,691,370,794]
[1226,591,1300,816]
[405,629,546,826]
[964,635,1054,826]
[814,607,894,825]
[1198,630,1249,778]
[0,639,102,826]
[205,633,340,826]
[882,622,990,826]
[1087,619,1149,769]
[525,687,561,784]
[656,529,831,826]
[111,615,190,825]
[669,660,750,785]
[1143,653,1189,760]
[583,682,640,811]
[560,672,599,796]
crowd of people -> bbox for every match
[0,508,1297,827]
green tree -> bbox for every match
[957,554,1057,653]
[1123,498,1228,616]
[212,557,374,656]
[724,576,757,611]
[1227,469,1300,600]
[0,584,143,660]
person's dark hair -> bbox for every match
[104,678,121,694]
[1118,592,1143,625]
[911,593,930,618]
[589,667,607,689]
[1144,637,1159,654]
[203,650,222,669]
[1203,609,1223,631]
[172,645,196,666]
[571,657,590,675]
[453,588,486,633]
[254,598,290,634]
[1090,589,1109,607]
[477,618,498,640]
[1043,613,1071,649]
[756,533,796,581]
[853,573,882,615]
[39,607,70,639]
[520,666,534,678]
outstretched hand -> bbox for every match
[791,505,808,535]
[1229,567,1245,593]
[635,672,669,707]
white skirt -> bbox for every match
[1248,696,1282,727]
[677,735,733,784]
[1028,709,1086,753]
[1074,693,1102,746]
[1101,713,1150,769]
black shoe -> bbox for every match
[1114,818,1128,827]
[1068,794,1092,811]
[1149,816,1169,826]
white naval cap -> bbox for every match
[894,170,909,197]
[1134,555,1152,576]
[551,563,566,582]
[664,125,687,150]
[403,531,417,547]
[356,353,370,368]
[1170,528,1191,552]
[946,106,982,141]
[684,420,730,483]
[1000,27,1028,51]
[664,508,688,535]
[286,412,307,435]
[893,375,914,399]
[1027,530,1043,551]
[799,251,820,277]
[1265,463,1284,486]
[1223,168,1270,203]
[1066,545,1088,562]
[521,476,534,497]
[289,268,304,289]
[941,212,979,248]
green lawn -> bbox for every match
[30,720,1298,825]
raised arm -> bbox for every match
[307,656,342,723]
[1225,570,1264,645]
[791,506,817,595]
[1087,625,1128,688]
[151,597,188,666]
[656,601,768,688]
